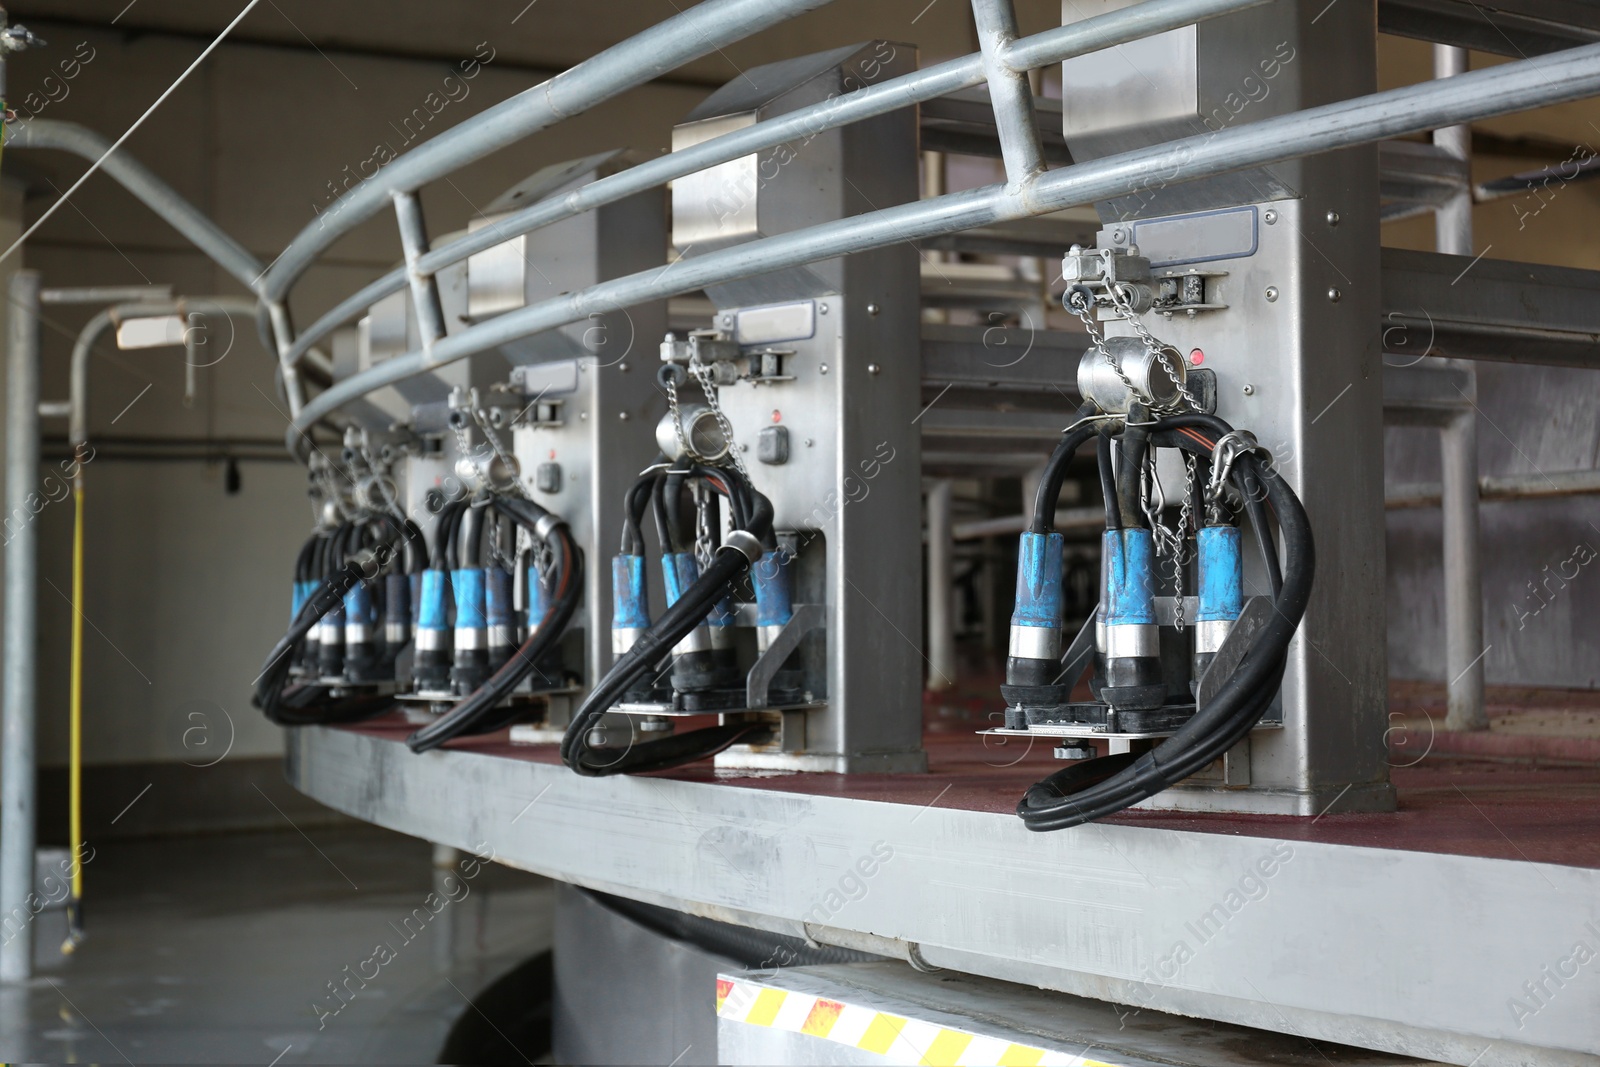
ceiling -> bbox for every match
[3,0,1071,87]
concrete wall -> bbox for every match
[5,21,706,768]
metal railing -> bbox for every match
[272,0,1269,378]
[277,15,1600,455]
[21,0,1567,456]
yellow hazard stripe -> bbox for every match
[716,976,1122,1066]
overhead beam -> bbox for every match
[1380,247,1600,370]
[1378,0,1600,56]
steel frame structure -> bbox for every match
[252,0,1600,460]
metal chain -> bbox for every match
[1178,452,1197,548]
[1142,452,1180,560]
[1106,274,1200,415]
[1066,286,1140,405]
[664,373,689,459]
[688,355,750,481]
[1172,453,1197,634]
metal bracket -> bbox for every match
[746,603,825,710]
[660,328,741,366]
[1056,608,1097,688]
[1196,595,1274,708]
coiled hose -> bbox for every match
[253,533,403,726]
[406,496,584,752]
[1015,412,1314,831]
[560,463,774,777]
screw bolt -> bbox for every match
[1326,211,1341,226]
[819,363,829,375]
[867,363,881,375]
[1243,383,1256,396]
[1263,210,1278,225]
[1264,286,1279,302]
[1327,287,1342,303]
[866,303,880,316]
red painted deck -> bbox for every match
[340,679,1600,871]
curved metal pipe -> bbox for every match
[8,121,265,294]
[279,0,1268,369]
[286,38,1600,454]
[259,0,836,304]
[69,297,257,447]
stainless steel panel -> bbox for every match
[734,301,815,345]
[673,113,761,253]
[1100,189,1392,815]
[1061,13,1199,137]
[677,43,924,771]
[555,885,729,1067]
[465,231,527,319]
[1059,0,1302,219]
[500,161,669,689]
[672,42,918,310]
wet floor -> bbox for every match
[0,823,553,1063]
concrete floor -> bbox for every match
[0,823,554,1064]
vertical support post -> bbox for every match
[1433,45,1486,732]
[1,270,40,982]
[1059,0,1392,813]
[392,191,448,359]
[430,843,459,971]
[927,480,955,692]
[970,0,1045,188]
[1441,408,1483,730]
[266,300,307,418]
[1432,46,1472,259]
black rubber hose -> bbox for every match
[560,546,765,776]
[1241,464,1284,596]
[254,542,402,726]
[622,470,660,555]
[1117,424,1149,529]
[1029,404,1101,534]
[294,532,321,583]
[1016,422,1313,831]
[430,502,463,570]
[1096,429,1121,530]
[406,498,585,752]
[402,520,426,574]
[663,464,691,552]
[441,503,467,571]
[652,472,678,553]
[458,503,486,569]
[560,476,775,777]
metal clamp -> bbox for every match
[1207,430,1268,502]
